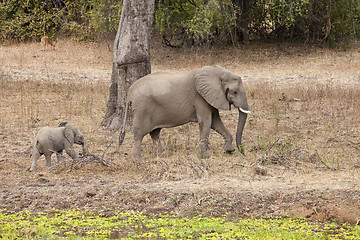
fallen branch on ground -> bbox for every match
[81,152,111,167]
[49,151,112,173]
[347,139,360,151]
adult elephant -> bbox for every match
[120,66,250,160]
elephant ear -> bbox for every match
[64,123,75,144]
[194,66,230,110]
[58,121,68,127]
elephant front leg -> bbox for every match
[197,116,212,159]
[199,123,211,158]
[196,101,212,158]
[56,151,64,163]
[211,111,235,153]
[65,147,79,162]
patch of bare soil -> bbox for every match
[0,162,359,224]
[0,40,359,224]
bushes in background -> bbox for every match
[0,0,358,45]
[0,0,122,43]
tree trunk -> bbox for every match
[232,0,250,44]
[102,0,155,130]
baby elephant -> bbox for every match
[29,122,86,171]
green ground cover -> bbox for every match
[1,210,359,239]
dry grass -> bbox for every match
[246,81,360,172]
[1,41,360,222]
[1,72,359,180]
[1,40,360,178]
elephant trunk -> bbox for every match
[236,107,249,154]
[82,140,87,155]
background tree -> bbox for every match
[232,0,250,44]
[0,0,358,44]
[101,0,155,130]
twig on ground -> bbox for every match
[85,152,111,167]
[63,151,111,172]
[347,139,360,151]
[268,138,280,151]
[313,150,336,171]
[188,157,209,178]
[313,207,319,215]
[198,195,212,205]
[101,139,115,163]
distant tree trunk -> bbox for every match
[102,0,155,130]
[233,0,250,44]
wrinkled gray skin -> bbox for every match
[120,66,249,160]
[30,122,86,171]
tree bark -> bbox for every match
[232,0,250,44]
[102,0,155,130]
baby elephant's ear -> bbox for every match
[58,121,68,127]
[64,123,75,144]
[194,66,230,110]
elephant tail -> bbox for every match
[119,101,129,145]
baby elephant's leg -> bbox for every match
[56,150,64,163]
[65,147,79,161]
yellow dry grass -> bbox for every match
[0,40,359,180]
[1,40,360,223]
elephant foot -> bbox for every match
[131,156,144,168]
[133,156,143,162]
[132,151,143,162]
[152,145,165,157]
[224,142,235,153]
[153,150,164,158]
[200,149,211,159]
[29,167,36,172]
[57,156,64,163]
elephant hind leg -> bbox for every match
[211,110,235,153]
[195,102,212,158]
[132,127,147,161]
[30,147,41,171]
[150,128,164,157]
[45,153,53,168]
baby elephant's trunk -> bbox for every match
[82,140,87,155]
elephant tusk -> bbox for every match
[239,108,251,114]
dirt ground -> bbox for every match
[0,39,359,225]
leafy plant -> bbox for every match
[155,0,238,47]
[0,0,358,44]
[0,0,122,42]
[1,210,359,239]
[249,0,360,43]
